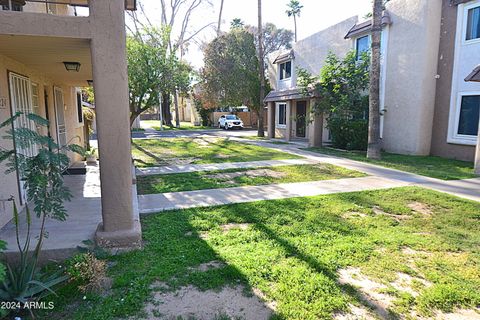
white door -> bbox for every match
[54,87,67,148]
[8,72,36,204]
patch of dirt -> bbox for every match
[401,246,432,256]
[253,287,278,311]
[166,157,197,165]
[214,153,233,159]
[194,138,217,148]
[333,303,376,320]
[151,281,170,292]
[189,260,226,272]
[244,169,287,178]
[372,206,411,221]
[206,172,245,180]
[407,202,433,216]
[435,308,480,320]
[338,267,394,319]
[391,272,431,297]
[199,232,209,240]
[342,211,368,219]
[144,285,273,320]
[220,223,251,232]
[206,169,287,181]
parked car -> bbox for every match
[218,114,244,130]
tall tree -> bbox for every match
[217,0,225,35]
[231,18,245,29]
[286,0,303,42]
[367,0,382,159]
[201,29,261,119]
[257,0,265,137]
[247,22,293,66]
[127,1,214,127]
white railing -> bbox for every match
[1,0,89,16]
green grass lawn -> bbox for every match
[132,138,302,167]
[141,120,212,131]
[137,164,365,194]
[305,147,476,180]
[44,187,480,319]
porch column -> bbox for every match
[475,133,480,175]
[267,102,275,139]
[285,102,291,142]
[89,0,141,248]
[308,109,323,148]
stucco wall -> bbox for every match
[381,0,443,155]
[267,17,358,91]
[0,53,84,228]
[430,0,475,161]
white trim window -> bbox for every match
[450,92,480,144]
[276,102,287,128]
[279,61,292,80]
[355,35,370,60]
[454,93,480,141]
[466,4,480,41]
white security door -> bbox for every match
[54,87,67,148]
[8,72,36,203]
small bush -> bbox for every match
[328,118,368,150]
[66,253,110,294]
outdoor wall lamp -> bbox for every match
[63,61,81,72]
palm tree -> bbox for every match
[286,0,303,42]
[367,0,383,159]
[257,0,265,137]
[217,0,225,36]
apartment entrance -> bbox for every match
[296,101,307,138]
[8,72,36,203]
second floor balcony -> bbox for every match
[0,0,136,16]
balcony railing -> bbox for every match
[0,0,89,16]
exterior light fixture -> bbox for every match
[87,80,94,86]
[63,61,81,72]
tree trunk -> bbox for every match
[367,0,382,160]
[257,0,265,137]
[162,93,173,127]
[293,15,297,42]
[173,89,180,128]
[217,0,225,36]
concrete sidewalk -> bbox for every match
[136,136,479,215]
[136,158,319,176]
[237,139,480,202]
[139,176,409,214]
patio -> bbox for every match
[2,165,102,262]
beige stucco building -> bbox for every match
[266,0,480,174]
[0,0,142,247]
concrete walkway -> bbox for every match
[136,158,319,176]
[137,137,479,214]
[139,176,409,214]
[237,139,480,202]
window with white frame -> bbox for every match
[355,35,370,60]
[466,5,480,41]
[457,95,479,137]
[279,61,292,80]
[277,103,287,127]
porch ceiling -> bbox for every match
[0,35,92,87]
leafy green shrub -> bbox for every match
[0,112,83,317]
[328,118,368,150]
[298,51,370,150]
